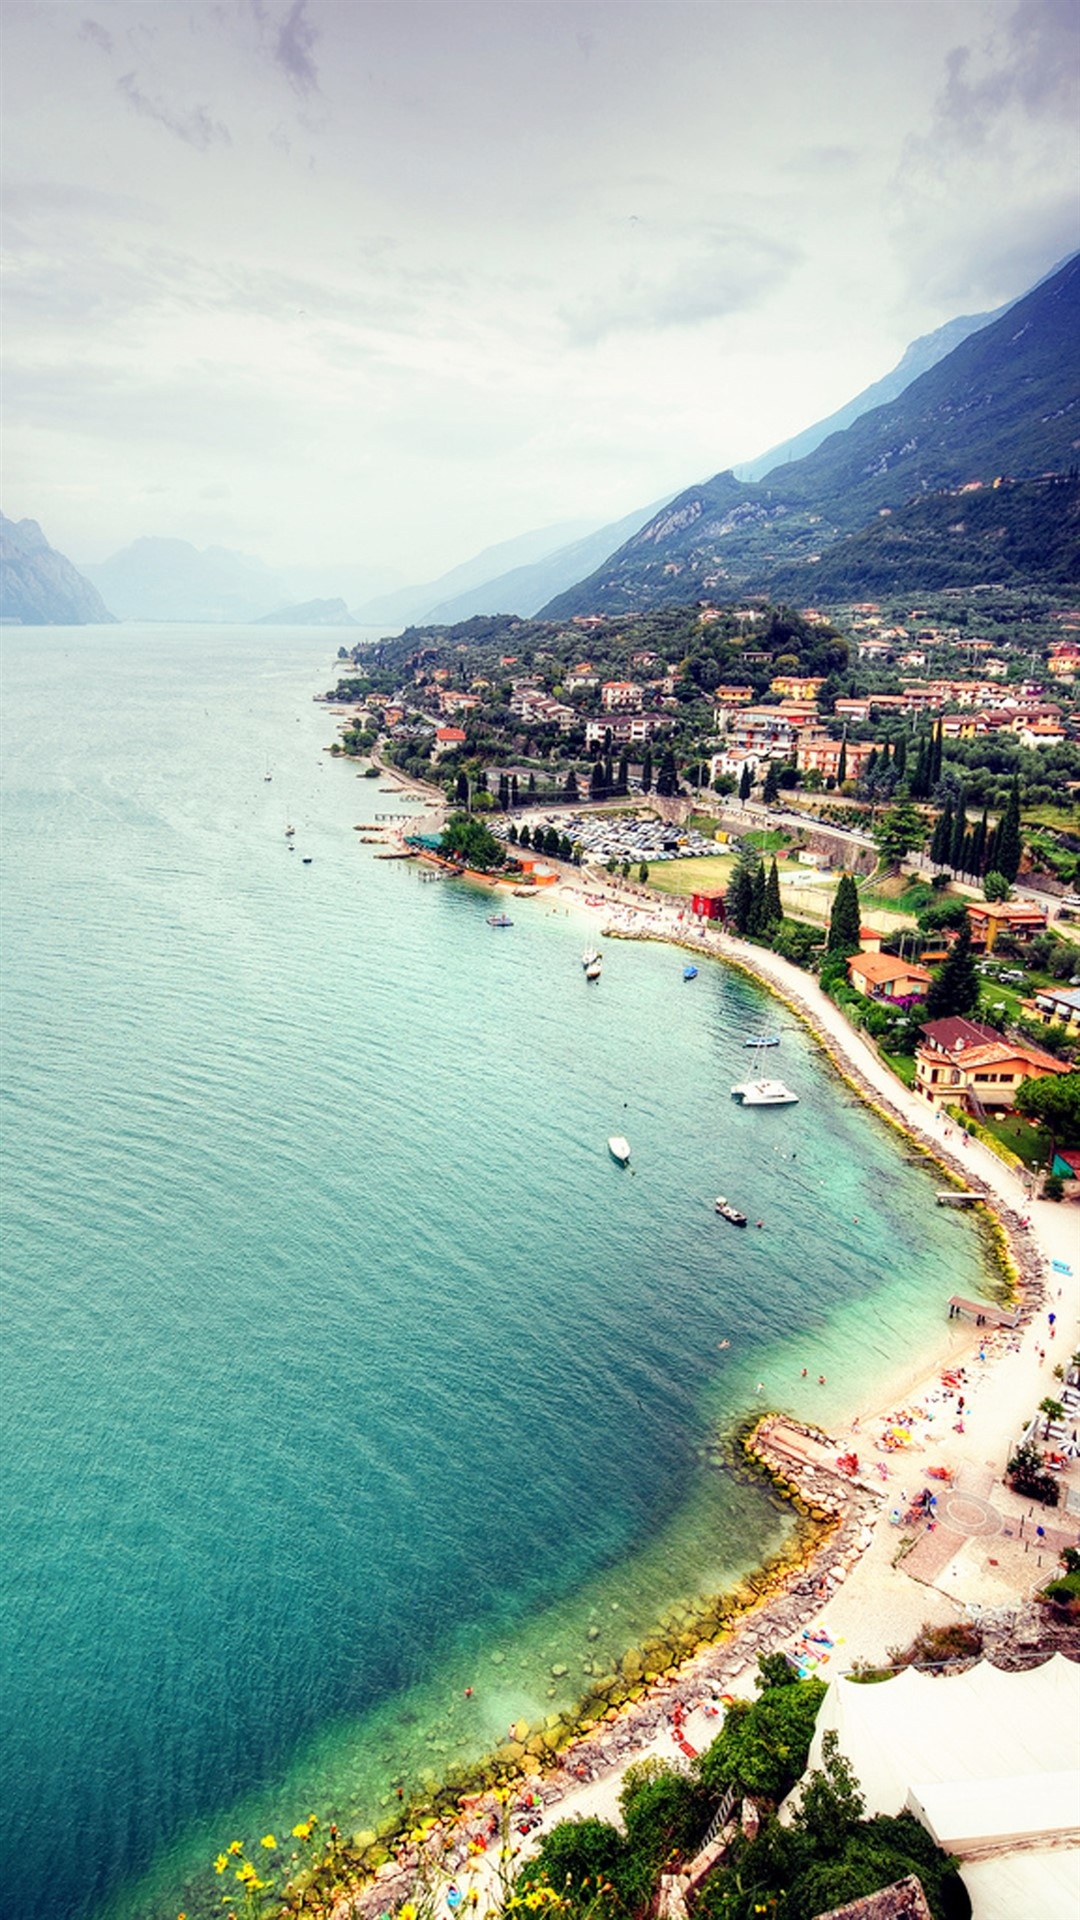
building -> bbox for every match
[769,674,825,702]
[847,952,933,1001]
[584,713,668,748]
[914,1015,1070,1112]
[714,684,755,707]
[600,680,644,712]
[432,725,467,758]
[691,890,725,921]
[1023,983,1080,1035]
[795,730,881,781]
[966,901,1048,950]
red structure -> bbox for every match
[691,891,725,921]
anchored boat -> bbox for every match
[608,1135,631,1166]
[715,1196,748,1226]
[731,1079,798,1106]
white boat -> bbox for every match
[715,1196,748,1226]
[582,947,601,968]
[608,1135,631,1165]
[730,1079,799,1106]
[585,959,602,980]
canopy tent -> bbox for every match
[959,1847,1080,1917]
[803,1656,1080,1853]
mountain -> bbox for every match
[542,253,1080,616]
[82,538,289,622]
[424,499,673,622]
[733,302,1015,483]
[254,597,358,626]
[0,514,116,624]
[351,519,597,627]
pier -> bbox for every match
[947,1294,1021,1330]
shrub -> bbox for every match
[1006,1439,1061,1506]
[696,1678,826,1802]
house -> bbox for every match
[714,684,755,706]
[966,901,1048,950]
[691,891,725,921]
[795,731,881,781]
[584,713,667,748]
[601,681,644,711]
[432,725,467,758]
[769,674,825,702]
[847,952,933,1001]
[914,1016,1071,1112]
[1024,983,1080,1035]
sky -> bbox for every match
[3,0,1079,586]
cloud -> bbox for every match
[562,226,799,346]
[80,18,113,56]
[117,72,232,150]
[275,0,320,95]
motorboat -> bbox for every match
[744,1035,780,1048]
[582,947,601,968]
[302,855,313,864]
[715,1196,748,1226]
[487,912,513,927]
[608,1135,631,1165]
[683,965,698,981]
[585,959,602,980]
[730,1079,798,1106]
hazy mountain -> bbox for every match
[542,252,1080,615]
[733,303,1015,483]
[254,597,358,626]
[424,499,673,622]
[275,562,403,605]
[82,538,290,622]
[351,519,598,626]
[0,514,116,624]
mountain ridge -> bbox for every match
[0,514,116,624]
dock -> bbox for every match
[936,1190,982,1207]
[947,1294,1021,1330]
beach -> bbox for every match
[347,858,1078,1915]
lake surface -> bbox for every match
[0,626,994,1920]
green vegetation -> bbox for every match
[440,812,505,870]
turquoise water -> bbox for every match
[0,628,993,1920]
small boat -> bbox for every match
[582,947,601,968]
[585,959,602,980]
[302,855,313,864]
[731,1079,798,1106]
[608,1135,631,1166]
[487,912,513,928]
[744,1034,780,1048]
[715,1196,748,1226]
[683,965,698,981]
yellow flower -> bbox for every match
[214,1854,228,1875]
[227,1840,244,1856]
[399,1904,417,1920]
[260,1834,277,1850]
[237,1861,257,1885]
[292,1820,313,1841]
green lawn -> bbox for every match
[1022,804,1080,833]
[646,854,735,897]
[881,1051,917,1089]
[975,1111,1048,1170]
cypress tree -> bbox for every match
[518,823,531,849]
[655,747,678,798]
[739,761,752,802]
[950,794,969,872]
[763,760,780,804]
[865,748,879,781]
[837,736,848,786]
[749,862,768,934]
[727,848,760,935]
[931,719,944,788]
[983,823,998,875]
[498,772,509,809]
[970,807,988,876]
[894,733,907,778]
[604,750,614,795]
[616,751,629,796]
[511,774,519,807]
[925,920,980,1020]
[996,778,1022,883]
[827,873,862,954]
[765,857,782,924]
[562,768,579,803]
[930,802,953,867]
[640,746,653,794]
[589,760,605,801]
[960,828,976,878]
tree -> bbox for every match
[589,759,606,801]
[738,761,752,802]
[439,811,503,870]
[765,858,782,925]
[655,747,678,798]
[640,745,653,794]
[837,735,848,786]
[749,862,768,934]
[950,793,969,872]
[996,777,1023,882]
[563,768,580,803]
[638,862,649,885]
[455,769,469,806]
[726,848,761,936]
[930,800,954,867]
[875,801,925,865]
[925,919,980,1020]
[827,873,862,955]
[763,760,780,804]
[983,868,1012,902]
[518,823,531,849]
[1014,1072,1080,1147]
[792,1732,865,1855]
[697,1677,826,1800]
[616,751,629,797]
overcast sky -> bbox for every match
[3,0,1078,582]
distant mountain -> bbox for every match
[733,303,1014,483]
[351,519,598,626]
[0,514,116,624]
[82,538,289,622]
[543,253,1080,615]
[424,499,673,622]
[254,597,357,626]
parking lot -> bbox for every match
[519,811,725,864]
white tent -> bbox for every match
[803,1655,1080,1853]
